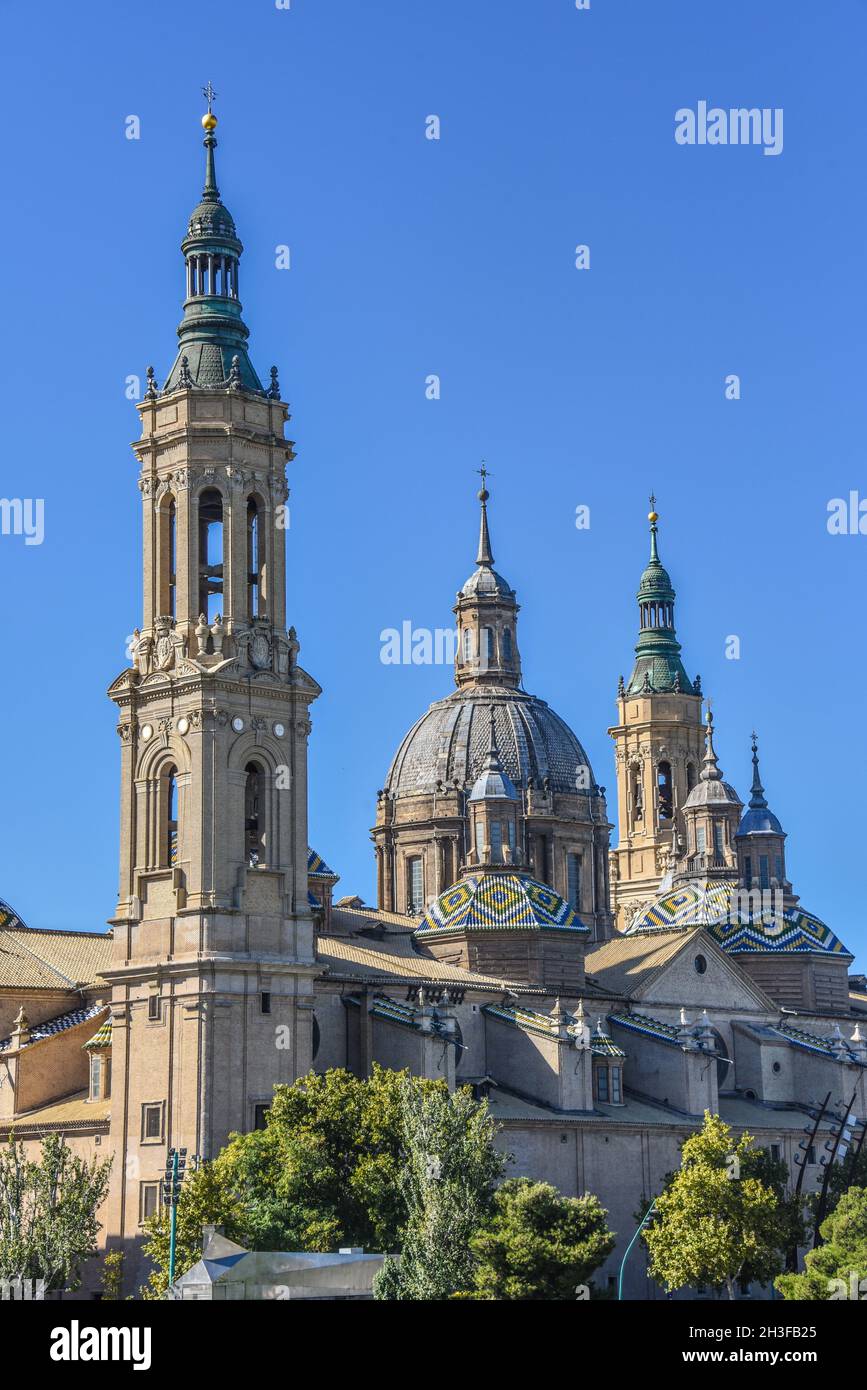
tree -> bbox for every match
[776,1186,867,1300]
[462,1179,615,1300]
[140,1159,245,1300]
[0,1134,111,1292]
[642,1112,788,1300]
[141,1066,477,1297]
[373,1077,505,1300]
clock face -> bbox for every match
[232,717,244,733]
[141,724,153,742]
[273,723,285,738]
[177,717,189,735]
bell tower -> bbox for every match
[104,98,320,1268]
[609,502,705,931]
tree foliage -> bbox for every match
[141,1066,497,1299]
[462,1179,615,1300]
[0,1134,111,1291]
[373,1075,505,1300]
[776,1186,867,1300]
[642,1112,788,1300]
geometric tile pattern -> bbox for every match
[417,873,588,936]
[307,847,337,879]
[628,878,850,956]
[0,1003,105,1052]
[83,1017,112,1051]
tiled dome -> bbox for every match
[416,872,588,936]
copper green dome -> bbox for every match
[624,504,696,697]
[161,113,265,396]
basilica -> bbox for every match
[0,108,864,1300]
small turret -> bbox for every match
[453,470,522,689]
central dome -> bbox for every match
[385,688,597,798]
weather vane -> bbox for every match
[202,81,218,113]
[649,491,656,512]
[477,461,491,488]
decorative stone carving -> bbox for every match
[210,614,225,655]
[132,629,151,676]
[153,615,187,672]
[195,614,209,656]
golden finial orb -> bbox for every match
[202,112,218,131]
[648,510,658,523]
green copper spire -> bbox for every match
[162,95,265,395]
[624,499,696,697]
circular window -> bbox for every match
[772,1061,781,1074]
[694,954,707,975]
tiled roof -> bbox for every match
[0,927,112,990]
[83,1017,112,1050]
[330,906,417,933]
[5,1089,110,1130]
[609,1011,684,1048]
[0,1004,106,1052]
[628,879,852,958]
[307,848,338,880]
[418,873,587,936]
[584,930,690,998]
[773,1021,865,1064]
[316,936,510,990]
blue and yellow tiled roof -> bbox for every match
[83,1017,112,1051]
[307,847,337,880]
[416,873,588,936]
[628,879,851,958]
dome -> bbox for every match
[416,872,588,936]
[737,806,784,837]
[0,897,27,931]
[186,197,238,243]
[637,559,674,600]
[627,878,851,957]
[460,566,515,599]
[384,689,598,799]
[682,778,742,809]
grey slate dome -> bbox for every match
[385,689,597,798]
[682,708,742,809]
[736,735,783,837]
[460,566,515,599]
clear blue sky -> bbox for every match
[1,1,865,964]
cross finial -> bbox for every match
[202,81,218,113]
[477,461,491,490]
[649,491,656,512]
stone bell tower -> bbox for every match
[609,502,705,931]
[103,98,320,1264]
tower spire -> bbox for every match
[476,464,494,566]
[161,95,265,395]
[624,498,695,696]
[748,731,768,809]
[700,705,722,782]
[201,83,220,200]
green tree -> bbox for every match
[642,1112,787,1300]
[463,1179,614,1300]
[141,1066,467,1296]
[140,1159,245,1300]
[373,1076,505,1300]
[0,1134,111,1292]
[776,1186,867,1300]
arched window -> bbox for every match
[686,761,697,793]
[657,761,673,821]
[502,628,513,662]
[157,497,177,617]
[631,767,643,822]
[462,628,473,662]
[166,767,178,866]
[247,498,261,619]
[245,763,263,866]
[198,489,224,622]
[481,627,494,665]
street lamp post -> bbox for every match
[162,1147,188,1292]
[618,1198,657,1301]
